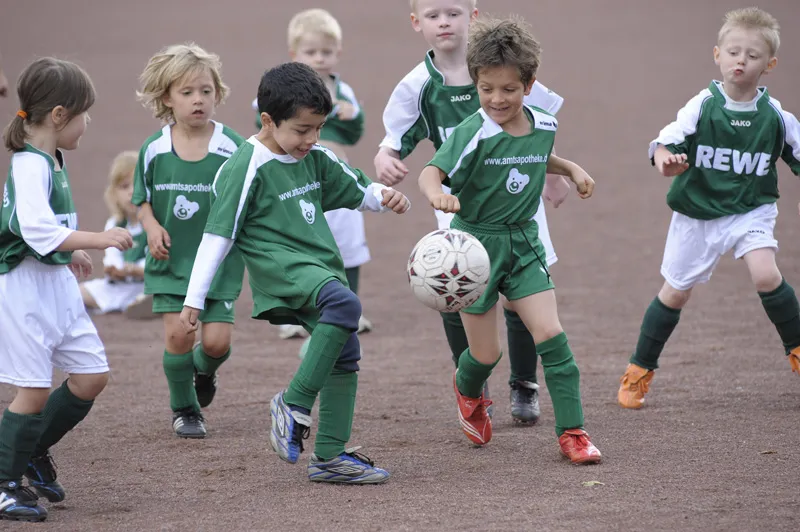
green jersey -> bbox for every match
[253,74,364,146]
[0,145,77,274]
[429,106,557,226]
[132,121,246,299]
[653,80,800,220]
[204,138,387,321]
[380,50,563,158]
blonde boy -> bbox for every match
[618,8,800,409]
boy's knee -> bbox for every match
[658,283,691,309]
[753,270,783,293]
[317,281,362,331]
[68,372,108,401]
[201,328,232,358]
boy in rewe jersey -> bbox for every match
[374,0,570,424]
[618,7,800,409]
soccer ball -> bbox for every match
[406,229,491,313]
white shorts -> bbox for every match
[0,258,109,388]
[661,202,778,291]
[82,278,145,313]
[325,208,371,269]
[435,186,558,266]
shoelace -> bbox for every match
[343,447,374,467]
[32,452,57,479]
[186,411,205,424]
[292,422,311,453]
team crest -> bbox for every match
[506,168,530,195]
[173,195,200,220]
[299,199,316,224]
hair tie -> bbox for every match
[16,110,27,120]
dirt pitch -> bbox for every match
[2,0,800,530]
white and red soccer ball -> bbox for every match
[406,229,491,313]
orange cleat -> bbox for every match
[618,363,654,409]
[558,429,602,464]
[453,372,492,446]
[789,347,800,374]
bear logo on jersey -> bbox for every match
[299,199,316,224]
[173,195,200,220]
[2,184,8,208]
[506,168,530,195]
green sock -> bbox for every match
[33,380,94,456]
[0,409,44,482]
[538,333,584,437]
[283,323,350,411]
[440,312,470,367]
[759,279,800,354]
[314,369,357,461]
[505,308,538,385]
[193,344,231,375]
[456,348,501,398]
[163,350,201,412]
[630,297,681,370]
[345,267,360,295]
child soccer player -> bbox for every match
[418,16,602,464]
[0,58,133,521]
[181,62,410,483]
[133,43,246,438]
[618,7,800,409]
[375,0,570,424]
[263,8,374,341]
[80,151,151,316]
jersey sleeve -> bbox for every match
[204,149,258,240]
[10,153,74,256]
[379,66,430,159]
[427,118,484,184]
[649,89,713,162]
[334,81,365,145]
[523,80,564,115]
[314,146,391,213]
[778,107,800,175]
[131,143,152,206]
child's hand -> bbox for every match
[654,147,689,177]
[105,265,127,281]
[569,168,595,199]
[336,101,357,121]
[70,250,93,278]
[374,149,409,186]
[180,306,200,333]
[430,193,460,213]
[380,188,411,214]
[146,223,171,260]
[97,227,133,251]
[543,175,570,208]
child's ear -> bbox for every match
[161,92,174,109]
[524,77,536,96]
[260,112,274,129]
[410,13,421,32]
[50,105,67,126]
[713,46,721,66]
[471,8,479,21]
[763,56,778,75]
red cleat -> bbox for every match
[453,372,492,446]
[559,429,602,464]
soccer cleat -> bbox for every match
[558,429,602,464]
[24,451,65,502]
[269,391,312,464]
[789,347,800,374]
[172,408,207,439]
[357,315,373,334]
[618,363,654,409]
[483,381,494,419]
[510,380,541,424]
[453,371,492,445]
[279,324,308,340]
[123,294,157,320]
[194,369,218,408]
[0,481,47,522]
[308,447,390,484]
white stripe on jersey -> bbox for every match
[380,61,432,151]
[767,97,800,163]
[649,89,713,160]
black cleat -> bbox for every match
[194,369,218,408]
[25,451,65,502]
[172,408,207,439]
[510,380,541,424]
[0,480,47,522]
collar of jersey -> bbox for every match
[424,50,446,84]
[709,80,768,112]
[247,136,301,164]
[477,107,537,137]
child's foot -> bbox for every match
[453,371,492,446]
[172,407,207,438]
[24,451,65,502]
[269,391,312,464]
[789,347,800,374]
[123,294,157,320]
[510,380,540,424]
[558,429,602,464]
[194,369,218,408]
[0,480,47,522]
[357,315,373,334]
[279,324,308,340]
[618,363,654,409]
[308,447,390,484]
[483,381,494,419]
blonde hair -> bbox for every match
[136,43,229,123]
[718,7,780,56]
[410,0,477,13]
[103,151,138,223]
[468,15,541,85]
[288,9,342,50]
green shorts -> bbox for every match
[451,216,554,315]
[152,294,236,324]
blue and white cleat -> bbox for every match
[269,391,312,464]
[308,447,390,484]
